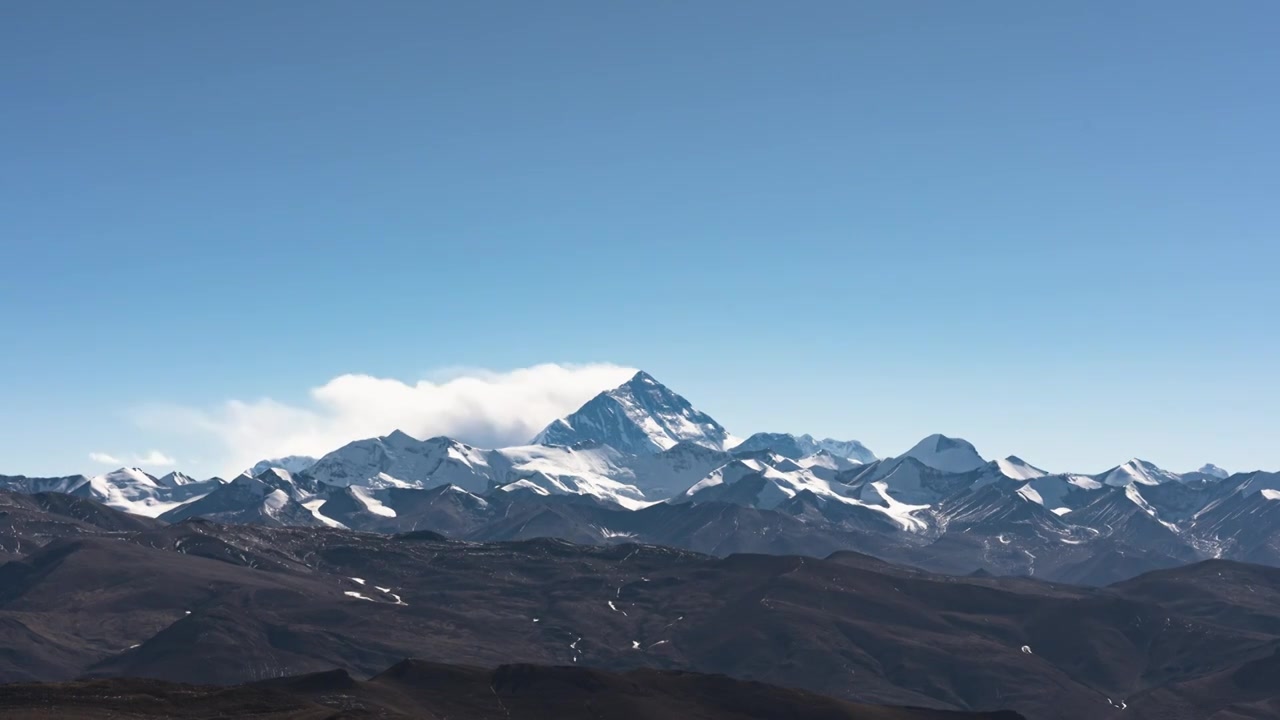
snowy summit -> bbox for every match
[532,371,731,454]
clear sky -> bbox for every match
[2,1,1277,478]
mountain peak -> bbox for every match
[98,467,160,487]
[812,438,877,464]
[902,434,986,473]
[385,429,419,444]
[731,432,876,463]
[156,471,197,488]
[531,371,729,454]
[249,455,317,477]
[994,456,1048,481]
[1098,458,1182,486]
[1197,463,1230,479]
[626,370,658,386]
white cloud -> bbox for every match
[139,362,636,476]
[89,449,177,468]
[135,450,177,467]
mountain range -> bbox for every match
[3,370,1277,587]
[5,370,1280,718]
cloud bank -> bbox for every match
[141,363,636,476]
[89,450,177,468]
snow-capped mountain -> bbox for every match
[671,451,925,531]
[1187,472,1280,559]
[76,468,220,518]
[250,455,318,476]
[307,431,496,493]
[794,451,863,481]
[902,434,988,474]
[304,431,663,509]
[1096,459,1184,487]
[620,442,733,498]
[489,443,651,509]
[532,371,730,454]
[731,433,877,464]
[1195,463,1230,479]
[938,477,1077,538]
[993,456,1048,481]
[6,370,1280,587]
[1012,473,1103,515]
[838,434,987,499]
[161,469,319,527]
[156,471,198,488]
[846,455,974,509]
[812,437,878,464]
[0,473,88,495]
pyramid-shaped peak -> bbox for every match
[531,370,729,454]
[384,429,419,444]
[1098,458,1182,486]
[902,434,986,474]
[613,371,682,399]
[625,370,659,386]
[918,434,976,452]
[1196,463,1230,479]
[97,467,160,486]
[156,471,197,488]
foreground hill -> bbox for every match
[3,495,1280,719]
[0,661,1021,719]
[0,489,163,561]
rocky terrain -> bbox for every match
[3,492,1280,719]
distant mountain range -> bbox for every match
[2,370,1275,585]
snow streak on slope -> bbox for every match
[673,453,928,531]
[490,444,652,510]
[995,457,1048,481]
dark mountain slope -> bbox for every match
[0,661,1022,719]
[0,489,163,561]
[2,504,1280,719]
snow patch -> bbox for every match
[997,456,1048,480]
[302,498,347,529]
[351,486,397,517]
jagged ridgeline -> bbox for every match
[3,371,1277,586]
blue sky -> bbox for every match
[2,1,1277,478]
